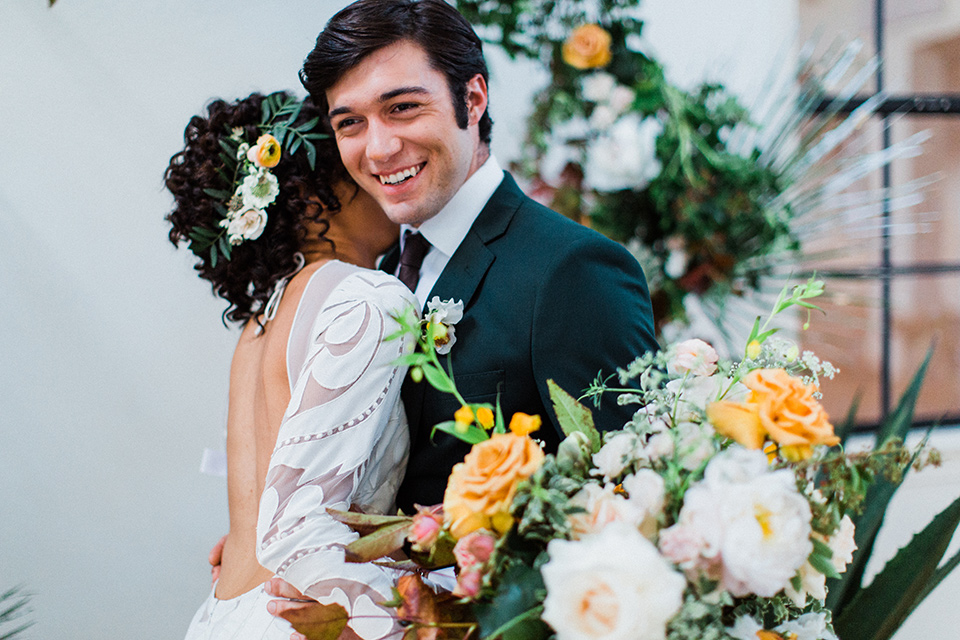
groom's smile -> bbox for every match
[326,39,489,228]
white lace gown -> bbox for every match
[185,261,416,640]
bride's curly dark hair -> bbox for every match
[165,91,349,326]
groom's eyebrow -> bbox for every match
[328,86,430,118]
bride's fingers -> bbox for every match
[266,577,307,600]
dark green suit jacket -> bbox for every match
[384,172,658,512]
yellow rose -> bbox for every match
[706,400,765,449]
[509,412,541,436]
[443,433,545,539]
[248,134,281,168]
[708,369,838,460]
[747,369,838,457]
[562,24,613,69]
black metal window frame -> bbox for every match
[819,0,960,430]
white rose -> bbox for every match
[621,469,665,539]
[592,432,644,481]
[542,522,685,640]
[581,72,618,102]
[226,207,267,244]
[667,339,719,377]
[584,113,662,192]
[568,482,645,539]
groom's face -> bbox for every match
[326,39,488,227]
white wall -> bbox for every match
[7,1,912,638]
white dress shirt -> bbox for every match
[398,155,504,307]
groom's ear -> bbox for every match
[464,74,488,129]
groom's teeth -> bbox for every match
[379,165,422,185]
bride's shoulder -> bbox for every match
[330,265,418,312]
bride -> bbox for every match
[165,91,415,639]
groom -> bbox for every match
[266,0,657,631]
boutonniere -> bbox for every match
[424,297,463,355]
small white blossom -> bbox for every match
[240,169,280,209]
[424,297,463,355]
[592,431,645,481]
[581,72,618,102]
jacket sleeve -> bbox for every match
[531,233,659,434]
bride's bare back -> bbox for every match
[216,260,328,600]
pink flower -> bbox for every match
[453,566,484,598]
[668,339,719,377]
[453,530,496,569]
[408,505,443,552]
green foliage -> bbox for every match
[546,379,600,452]
[824,347,960,640]
[0,587,32,640]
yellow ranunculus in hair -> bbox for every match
[476,406,495,430]
[454,405,474,427]
[443,433,545,539]
[509,412,541,436]
[248,134,281,168]
[562,24,613,69]
[706,400,765,449]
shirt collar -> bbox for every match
[400,155,503,258]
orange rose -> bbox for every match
[562,24,613,69]
[247,133,281,168]
[707,369,838,460]
[748,369,838,460]
[443,433,545,539]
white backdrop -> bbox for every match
[12,1,929,638]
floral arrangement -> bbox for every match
[456,1,928,338]
[185,94,329,266]
[322,280,947,640]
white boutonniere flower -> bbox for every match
[424,297,463,355]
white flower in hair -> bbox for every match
[240,169,280,210]
[226,207,268,245]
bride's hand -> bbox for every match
[208,534,227,586]
[266,578,346,640]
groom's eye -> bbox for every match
[334,117,360,130]
[392,102,419,114]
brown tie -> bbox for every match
[398,230,431,293]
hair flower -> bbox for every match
[247,133,281,169]
[240,170,280,209]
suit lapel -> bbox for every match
[405,172,525,439]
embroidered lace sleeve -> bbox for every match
[256,265,416,640]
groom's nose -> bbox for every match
[365,119,402,163]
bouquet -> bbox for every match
[329,282,935,640]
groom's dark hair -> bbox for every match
[301,0,493,145]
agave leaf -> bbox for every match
[547,379,600,452]
[827,347,933,613]
[914,543,960,605]
[833,494,960,640]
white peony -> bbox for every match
[226,207,268,245]
[239,169,280,209]
[671,448,813,597]
[592,431,644,481]
[542,522,685,640]
[568,482,646,540]
[584,113,662,192]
